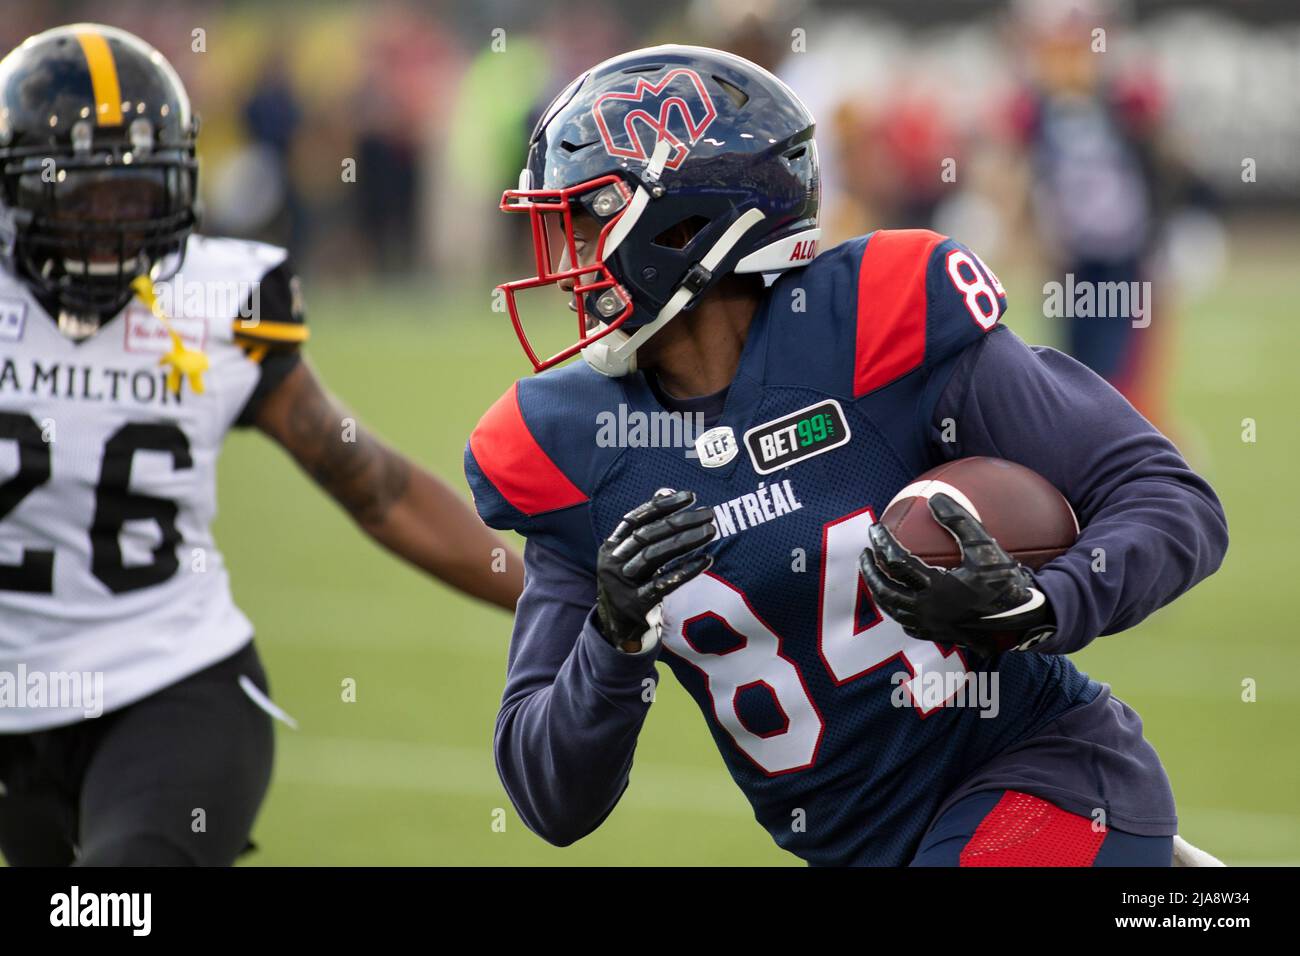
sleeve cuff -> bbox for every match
[1026,567,1086,655]
[578,609,661,687]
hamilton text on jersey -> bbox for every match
[0,359,183,408]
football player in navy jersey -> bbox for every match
[465,45,1227,866]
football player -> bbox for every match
[465,46,1228,865]
[0,25,522,866]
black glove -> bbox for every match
[858,492,1056,656]
[596,488,716,653]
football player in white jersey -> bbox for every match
[0,24,523,865]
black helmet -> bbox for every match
[0,24,198,332]
[498,45,819,376]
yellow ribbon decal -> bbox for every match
[132,275,208,395]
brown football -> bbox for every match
[880,457,1078,569]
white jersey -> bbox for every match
[0,235,297,731]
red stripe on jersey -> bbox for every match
[958,791,1106,867]
[853,229,945,397]
[469,382,588,516]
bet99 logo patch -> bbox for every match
[744,399,851,475]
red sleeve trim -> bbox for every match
[853,229,945,397]
[469,382,588,516]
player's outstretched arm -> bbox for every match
[254,359,523,611]
[929,325,1228,653]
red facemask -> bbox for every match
[497,175,636,372]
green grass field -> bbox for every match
[219,237,1300,865]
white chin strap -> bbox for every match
[582,205,768,377]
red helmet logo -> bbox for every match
[592,68,718,171]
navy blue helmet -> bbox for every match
[498,45,820,376]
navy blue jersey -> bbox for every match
[466,229,1227,864]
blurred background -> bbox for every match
[6,0,1296,864]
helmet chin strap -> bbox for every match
[582,206,767,377]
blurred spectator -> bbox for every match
[999,0,1211,430]
[237,57,303,249]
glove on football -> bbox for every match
[596,488,716,653]
[858,492,1056,656]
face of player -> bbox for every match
[553,211,602,325]
[495,179,641,371]
[18,167,170,268]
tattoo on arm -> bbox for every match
[270,364,412,525]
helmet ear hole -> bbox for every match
[652,215,710,250]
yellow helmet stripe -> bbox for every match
[75,29,124,126]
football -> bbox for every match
[880,457,1079,569]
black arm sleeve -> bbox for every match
[234,258,306,427]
